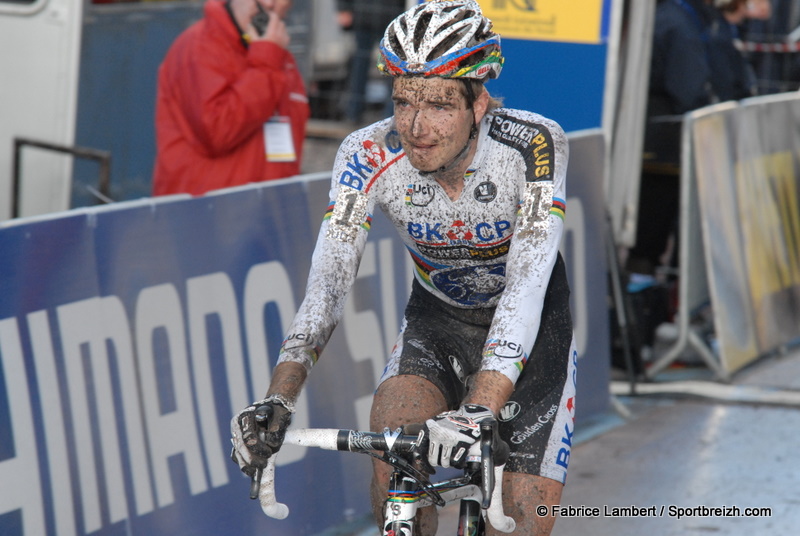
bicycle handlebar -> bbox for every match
[255,427,516,533]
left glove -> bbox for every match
[230,394,295,477]
[424,404,495,469]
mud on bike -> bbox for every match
[248,420,516,535]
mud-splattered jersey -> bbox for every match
[278,108,569,385]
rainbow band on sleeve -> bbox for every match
[278,340,323,366]
[550,197,566,220]
[483,339,529,373]
[323,202,335,218]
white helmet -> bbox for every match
[377,0,504,80]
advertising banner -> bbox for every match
[478,0,614,133]
[691,107,761,371]
[481,0,606,44]
[691,94,800,372]
[0,133,608,535]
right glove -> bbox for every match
[230,394,295,477]
[424,404,495,469]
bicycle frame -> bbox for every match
[383,466,484,535]
[256,427,516,535]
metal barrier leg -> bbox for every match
[642,118,730,383]
[645,326,728,382]
[606,212,638,394]
[687,329,729,382]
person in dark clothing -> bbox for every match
[622,0,717,364]
[337,0,406,123]
[629,0,715,275]
[709,0,758,102]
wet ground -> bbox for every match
[442,347,800,536]
[551,347,800,536]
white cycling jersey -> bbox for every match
[278,108,568,385]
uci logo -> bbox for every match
[494,340,524,359]
[283,332,312,349]
[406,183,435,206]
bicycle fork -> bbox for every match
[384,471,418,536]
[383,471,485,536]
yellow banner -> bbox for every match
[476,0,604,44]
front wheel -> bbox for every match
[457,498,485,536]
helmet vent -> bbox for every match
[428,30,468,62]
[387,28,406,61]
[414,12,434,52]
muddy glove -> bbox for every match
[230,394,295,478]
[424,404,494,469]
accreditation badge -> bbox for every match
[264,116,296,162]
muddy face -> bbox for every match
[391,77,477,173]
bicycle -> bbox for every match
[249,421,516,535]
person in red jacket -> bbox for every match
[152,0,309,196]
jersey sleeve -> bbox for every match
[276,132,377,371]
[479,113,570,384]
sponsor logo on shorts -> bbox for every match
[408,339,434,359]
[509,403,558,445]
[419,357,445,372]
[556,420,573,470]
[555,351,578,472]
[408,339,445,371]
[499,401,521,422]
[449,355,466,382]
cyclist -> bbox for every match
[232,1,577,534]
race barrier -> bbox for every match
[0,131,609,535]
[646,92,800,378]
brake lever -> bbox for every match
[479,420,495,509]
[249,404,273,500]
[250,468,262,500]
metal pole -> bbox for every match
[12,137,112,218]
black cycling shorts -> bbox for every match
[377,253,577,483]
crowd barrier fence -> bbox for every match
[646,92,800,379]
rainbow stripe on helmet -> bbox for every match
[377,35,503,79]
